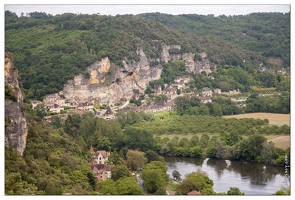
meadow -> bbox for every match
[223,112,290,126]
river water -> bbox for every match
[164,157,290,195]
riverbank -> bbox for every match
[164,157,289,195]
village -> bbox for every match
[31,75,244,122]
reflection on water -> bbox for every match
[164,157,290,195]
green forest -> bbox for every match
[5,10,290,101]
[5,10,290,195]
[5,105,290,194]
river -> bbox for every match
[164,157,290,195]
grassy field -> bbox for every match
[268,136,290,150]
[223,113,290,126]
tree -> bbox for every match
[261,141,274,164]
[227,187,244,195]
[123,127,154,151]
[141,161,168,193]
[34,104,47,119]
[94,136,112,152]
[145,150,161,162]
[116,177,143,195]
[126,150,148,171]
[189,135,199,147]
[98,179,118,195]
[175,169,214,195]
[172,170,182,181]
[174,96,191,114]
[155,187,167,195]
[189,146,203,158]
[64,114,82,138]
[111,165,130,181]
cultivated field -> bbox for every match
[268,136,290,150]
[223,113,290,126]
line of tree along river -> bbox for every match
[164,157,290,195]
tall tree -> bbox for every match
[126,150,148,171]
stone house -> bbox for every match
[77,102,94,111]
[89,162,112,182]
[154,85,162,96]
[214,88,221,94]
[91,148,110,165]
[199,96,212,103]
[103,107,115,120]
[183,75,191,83]
[164,85,177,95]
[44,94,66,107]
[177,80,186,90]
[174,76,182,83]
[64,98,77,108]
[202,87,213,97]
[45,102,64,113]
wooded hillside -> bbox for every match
[5,11,290,101]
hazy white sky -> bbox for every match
[4,2,291,17]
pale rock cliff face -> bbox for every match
[161,45,212,74]
[62,44,213,106]
[62,49,162,105]
[5,52,28,155]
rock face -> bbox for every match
[62,48,163,105]
[5,52,28,155]
[161,45,212,74]
[62,44,213,105]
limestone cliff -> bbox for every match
[62,44,213,106]
[5,52,28,155]
[62,48,163,105]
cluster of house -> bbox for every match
[32,75,244,121]
[88,146,112,182]
[122,99,175,113]
[258,64,289,76]
[153,75,191,96]
[31,93,116,121]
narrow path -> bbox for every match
[119,100,129,109]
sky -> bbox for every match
[4,1,292,17]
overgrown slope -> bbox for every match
[5,11,289,101]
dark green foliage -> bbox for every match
[141,161,169,193]
[123,126,155,151]
[111,165,130,181]
[227,187,244,195]
[126,150,148,171]
[5,11,289,101]
[5,84,17,102]
[155,187,167,195]
[115,177,143,195]
[145,150,162,163]
[140,12,290,67]
[117,110,155,128]
[172,170,182,181]
[97,179,118,195]
[175,170,214,195]
[5,118,96,194]
[246,92,290,114]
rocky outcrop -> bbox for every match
[5,52,28,155]
[161,45,212,74]
[62,48,163,105]
[62,44,213,106]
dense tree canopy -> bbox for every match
[5,11,289,101]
